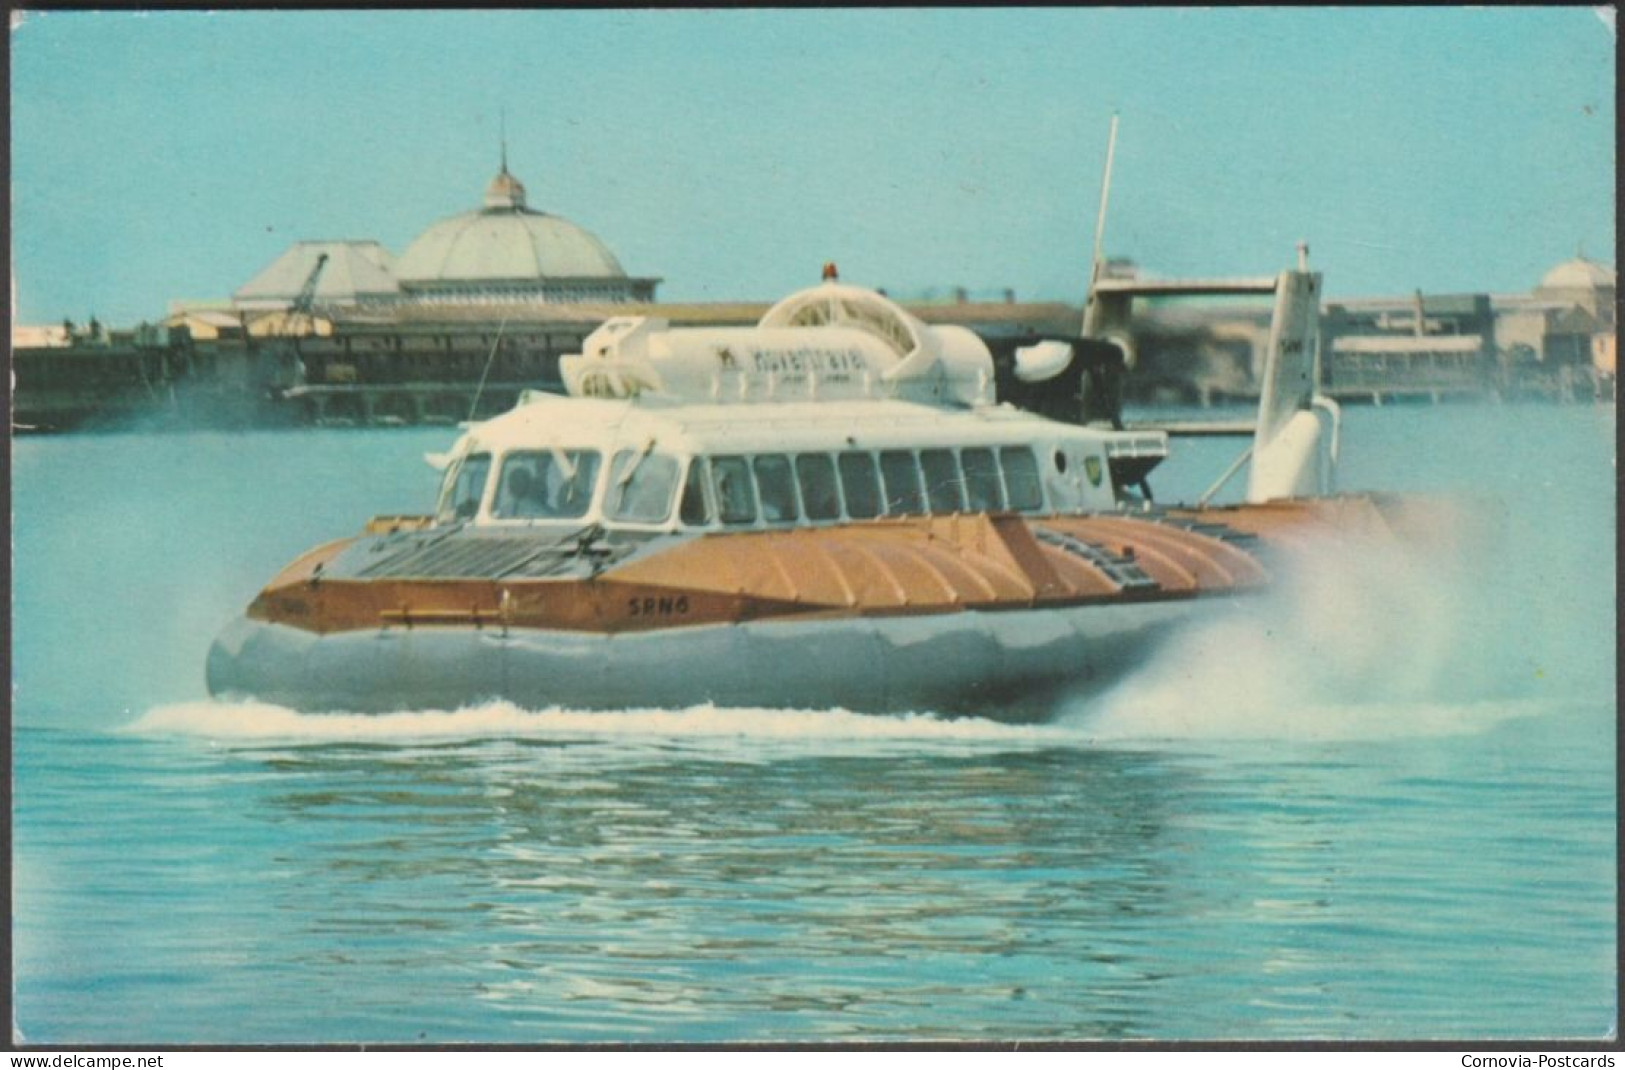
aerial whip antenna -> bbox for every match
[1081,113,1119,338]
[468,316,510,422]
[1091,113,1119,270]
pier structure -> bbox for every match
[10,151,1616,429]
[11,317,281,431]
[15,262,1614,431]
[1084,255,1615,406]
[1319,292,1501,404]
[11,296,1081,432]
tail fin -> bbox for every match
[1088,252,1340,506]
[1245,253,1338,503]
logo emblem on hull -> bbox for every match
[1084,455,1104,487]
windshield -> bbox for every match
[436,452,491,523]
[491,449,602,520]
[606,450,680,524]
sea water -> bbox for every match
[10,404,1617,1043]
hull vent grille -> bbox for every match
[360,534,591,579]
[1033,528,1159,591]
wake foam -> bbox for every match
[126,699,1081,753]
[1062,523,1561,743]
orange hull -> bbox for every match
[208,495,1447,716]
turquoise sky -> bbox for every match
[10,8,1617,325]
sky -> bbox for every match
[9,8,1617,326]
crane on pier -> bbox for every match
[282,252,330,337]
[253,251,331,403]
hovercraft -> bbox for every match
[206,259,1443,719]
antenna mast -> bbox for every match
[1081,114,1120,337]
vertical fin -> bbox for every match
[1245,253,1335,502]
[1253,267,1320,447]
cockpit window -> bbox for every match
[606,450,680,524]
[710,456,758,526]
[679,459,712,526]
[437,452,491,523]
[492,449,601,520]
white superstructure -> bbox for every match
[433,392,1166,536]
[560,278,995,407]
[423,275,1173,538]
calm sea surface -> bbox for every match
[11,404,1617,1043]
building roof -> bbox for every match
[11,324,71,348]
[327,300,767,329]
[185,310,247,328]
[483,164,527,211]
[234,241,400,307]
[395,165,630,286]
[1538,256,1616,292]
[1332,335,1483,354]
[1324,293,1487,315]
[322,298,1078,333]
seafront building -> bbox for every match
[11,159,1616,430]
[12,158,1075,430]
[230,158,660,312]
[1099,255,1615,406]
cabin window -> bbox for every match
[796,454,841,521]
[753,455,799,524]
[606,450,680,524]
[492,449,602,520]
[679,459,712,526]
[438,452,491,523]
[960,448,1005,512]
[920,449,965,513]
[837,452,882,519]
[879,450,925,516]
[1000,447,1044,511]
[710,456,758,526]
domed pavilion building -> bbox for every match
[392,160,659,305]
[205,156,676,425]
[1530,256,1616,322]
[1493,255,1616,395]
[231,157,659,313]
